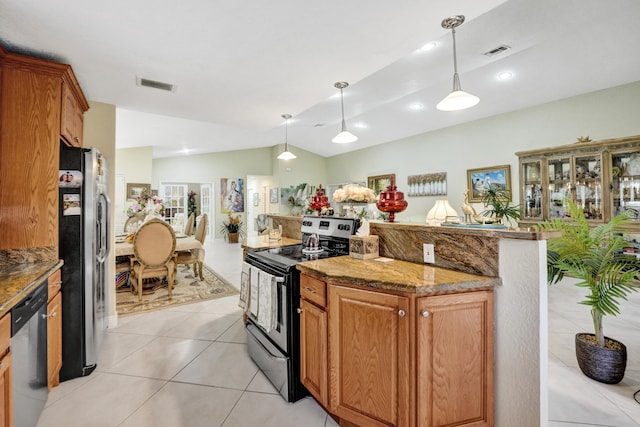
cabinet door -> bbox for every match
[416,291,494,427]
[574,153,603,221]
[47,291,62,390]
[299,298,328,406]
[520,160,543,220]
[61,83,84,147]
[547,156,572,218]
[328,285,410,427]
[0,314,11,427]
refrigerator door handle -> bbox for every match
[97,192,111,263]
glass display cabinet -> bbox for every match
[516,135,640,229]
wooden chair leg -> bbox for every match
[197,262,203,280]
[167,271,174,300]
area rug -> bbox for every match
[116,263,239,316]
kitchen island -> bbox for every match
[270,214,558,426]
[297,256,497,426]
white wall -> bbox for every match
[327,80,640,222]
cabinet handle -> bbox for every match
[421,310,430,318]
[74,136,80,142]
[44,312,57,319]
[398,309,406,317]
[303,287,316,294]
[51,281,62,288]
[296,308,302,314]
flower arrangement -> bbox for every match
[332,185,376,203]
[220,213,245,242]
[126,189,165,218]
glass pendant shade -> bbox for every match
[332,82,357,143]
[426,199,459,225]
[437,15,479,112]
[277,114,296,160]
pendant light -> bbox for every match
[277,114,296,160]
[332,81,358,144]
[436,15,479,111]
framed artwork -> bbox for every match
[253,192,259,206]
[407,172,447,197]
[126,183,151,200]
[221,178,244,213]
[367,174,395,196]
[467,164,511,202]
[270,188,279,204]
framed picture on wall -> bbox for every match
[367,173,395,196]
[126,183,151,200]
[467,164,511,202]
[270,188,279,204]
[253,192,259,206]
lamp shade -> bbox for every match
[332,130,358,144]
[277,150,296,160]
[426,199,459,225]
[436,89,479,111]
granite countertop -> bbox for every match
[297,256,499,295]
[241,235,301,250]
[0,260,63,317]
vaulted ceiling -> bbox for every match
[1,0,639,158]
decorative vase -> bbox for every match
[376,176,408,222]
[228,232,239,243]
[575,333,627,384]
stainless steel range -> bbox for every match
[244,215,359,402]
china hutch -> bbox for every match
[516,135,640,233]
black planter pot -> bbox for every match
[575,333,627,384]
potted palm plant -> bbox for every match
[220,213,245,243]
[538,200,639,383]
[480,185,521,225]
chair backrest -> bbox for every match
[193,214,208,244]
[133,219,176,267]
[124,213,145,233]
[256,214,269,233]
[184,213,195,235]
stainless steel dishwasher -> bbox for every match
[11,280,48,427]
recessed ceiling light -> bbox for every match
[409,102,425,111]
[180,148,193,155]
[497,71,514,80]
[418,42,437,52]
[352,122,368,129]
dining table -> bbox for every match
[115,233,205,262]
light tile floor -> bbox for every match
[37,238,640,426]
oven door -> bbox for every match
[244,256,291,353]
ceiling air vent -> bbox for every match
[136,77,177,92]
[483,45,511,57]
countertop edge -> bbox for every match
[0,260,64,317]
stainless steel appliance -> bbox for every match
[10,280,48,427]
[244,216,359,402]
[58,144,110,381]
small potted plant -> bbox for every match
[480,185,521,225]
[220,213,245,243]
[538,200,640,383]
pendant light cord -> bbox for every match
[451,27,461,92]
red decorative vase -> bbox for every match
[376,176,407,222]
[309,184,331,215]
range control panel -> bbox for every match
[301,216,360,240]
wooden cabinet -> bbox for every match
[0,44,88,253]
[47,269,63,390]
[516,135,640,228]
[0,314,12,427]
[60,82,85,147]
[300,273,494,427]
[416,291,494,427]
[328,284,410,427]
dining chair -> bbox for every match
[176,214,208,280]
[124,212,145,234]
[183,213,195,236]
[129,218,177,301]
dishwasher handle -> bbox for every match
[10,281,48,336]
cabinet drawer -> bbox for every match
[0,314,9,356]
[300,274,326,308]
[48,268,62,302]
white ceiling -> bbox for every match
[1,0,640,159]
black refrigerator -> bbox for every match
[58,143,110,381]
